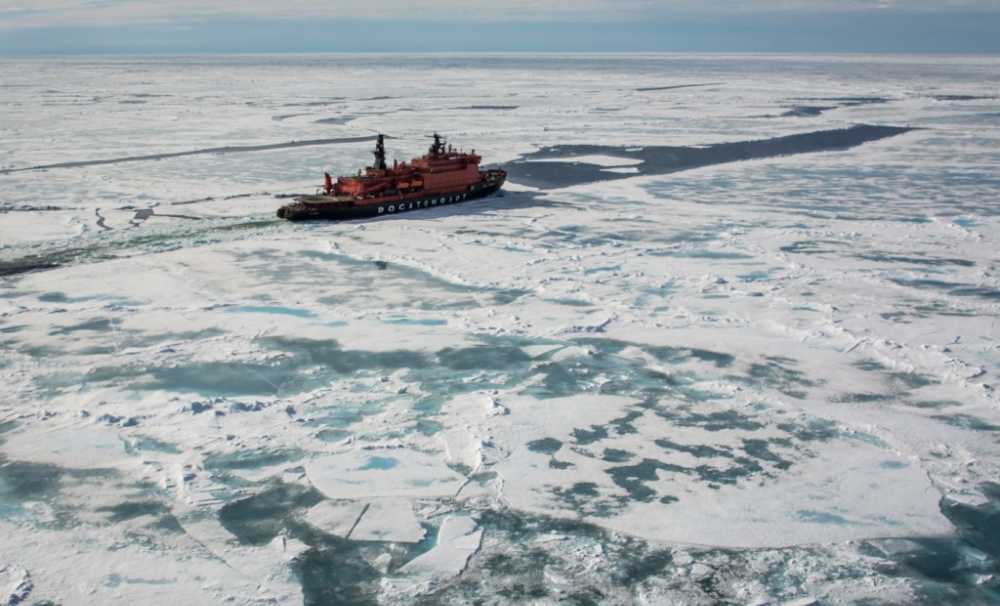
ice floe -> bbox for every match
[305,449,466,499]
[2,52,1000,605]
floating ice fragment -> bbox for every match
[349,500,425,543]
[304,501,367,537]
[399,515,482,579]
[306,449,465,499]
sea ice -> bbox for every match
[398,515,482,578]
[304,500,367,537]
[348,499,426,543]
[305,449,466,499]
[2,52,999,605]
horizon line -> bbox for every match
[4,50,1000,57]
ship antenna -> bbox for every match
[429,133,445,156]
[372,134,387,171]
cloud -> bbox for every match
[2,0,999,29]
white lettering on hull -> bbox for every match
[369,187,488,217]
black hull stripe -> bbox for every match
[279,180,505,222]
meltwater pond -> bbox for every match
[2,53,1000,605]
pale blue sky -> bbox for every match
[2,1,1000,54]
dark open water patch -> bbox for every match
[0,204,71,213]
[524,354,842,509]
[550,480,622,517]
[932,414,1000,432]
[799,96,891,106]
[724,356,818,400]
[416,506,993,606]
[37,291,76,303]
[36,334,527,399]
[217,480,438,605]
[850,359,942,405]
[573,412,827,503]
[942,483,1000,558]
[454,105,519,110]
[203,448,306,471]
[0,458,118,527]
[12,325,224,367]
[883,300,979,323]
[648,249,753,260]
[862,483,1000,603]
[506,125,916,190]
[0,420,19,440]
[0,460,67,504]
[857,253,975,268]
[439,345,531,371]
[527,437,563,456]
[588,433,792,502]
[282,98,346,107]
[0,260,61,277]
[140,337,431,396]
[635,82,722,92]
[64,333,536,399]
[782,105,837,117]
[521,337,735,402]
[210,474,998,604]
[296,542,383,606]
[49,317,118,335]
[776,97,891,117]
[272,112,310,121]
[547,297,594,307]
[314,116,355,125]
[832,392,894,404]
[797,510,852,525]
[889,278,1000,301]
[219,481,324,545]
[780,239,848,255]
[95,500,179,531]
[931,94,998,102]
[120,332,732,414]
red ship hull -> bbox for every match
[277,169,506,221]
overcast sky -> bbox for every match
[2,0,1000,53]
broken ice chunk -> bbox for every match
[270,534,310,560]
[399,515,482,579]
[305,449,465,499]
[349,500,425,543]
[304,501,367,538]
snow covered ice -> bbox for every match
[2,53,1000,605]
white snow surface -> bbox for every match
[2,53,1000,605]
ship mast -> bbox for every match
[429,133,446,156]
[372,134,388,171]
